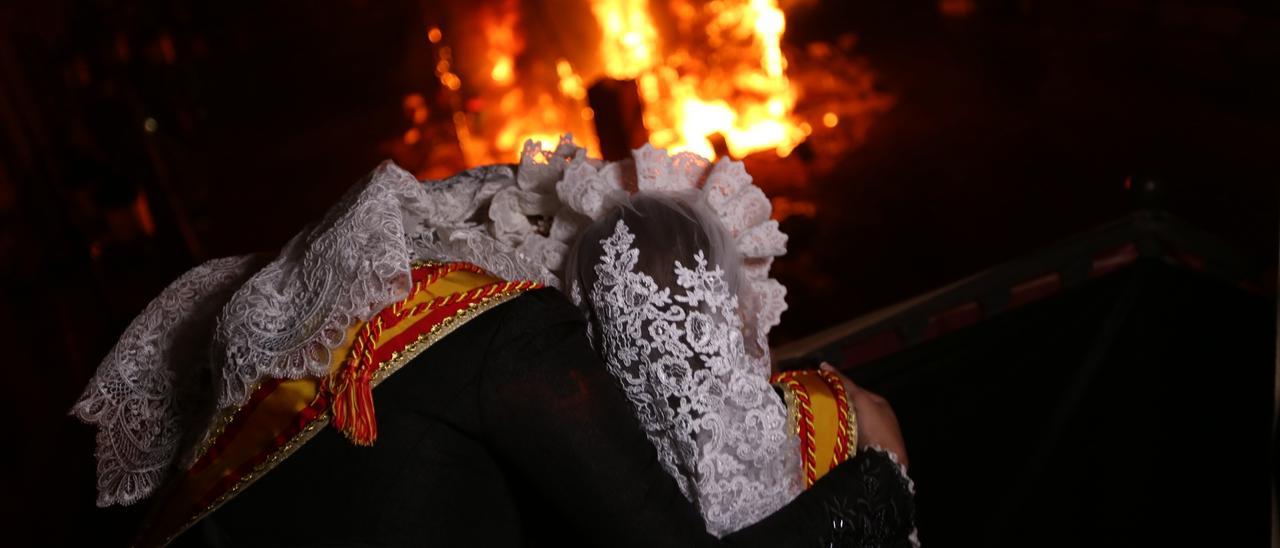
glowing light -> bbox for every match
[491,56,514,84]
[591,0,659,79]
[403,94,429,124]
[440,72,461,90]
[590,0,806,159]
[483,6,521,87]
[751,0,787,78]
[938,0,976,18]
[427,27,442,44]
[771,196,817,219]
[403,128,422,145]
[822,112,838,128]
[133,192,156,236]
[444,0,873,165]
[556,59,588,100]
[445,1,603,163]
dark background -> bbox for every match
[1,0,1275,545]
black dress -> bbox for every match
[173,288,915,547]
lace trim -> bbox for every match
[864,445,915,496]
[409,227,560,289]
[73,160,440,507]
[404,134,790,348]
[405,139,591,288]
[70,255,265,507]
[213,161,428,409]
[588,219,801,536]
[553,139,789,352]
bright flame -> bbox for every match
[484,7,521,86]
[752,0,788,78]
[591,0,659,79]
[436,2,601,164]
[425,0,883,167]
[591,0,806,159]
[556,59,588,101]
[490,56,514,85]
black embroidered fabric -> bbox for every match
[171,288,915,548]
[816,450,918,548]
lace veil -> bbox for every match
[564,194,801,536]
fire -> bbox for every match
[483,7,519,86]
[437,2,602,166]
[413,0,885,170]
[591,0,659,79]
[593,0,805,159]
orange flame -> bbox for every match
[420,0,883,168]
[592,0,804,159]
[592,0,659,79]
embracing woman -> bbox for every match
[73,135,917,547]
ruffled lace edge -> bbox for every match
[69,254,265,507]
[212,161,426,408]
[539,135,789,346]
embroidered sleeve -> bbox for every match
[817,448,920,548]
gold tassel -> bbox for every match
[327,332,379,446]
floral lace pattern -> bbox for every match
[554,138,789,354]
[213,161,430,410]
[585,219,801,536]
[70,255,265,507]
[409,225,560,288]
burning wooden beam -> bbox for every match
[587,78,648,162]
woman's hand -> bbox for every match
[820,362,909,469]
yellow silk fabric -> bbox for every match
[789,371,844,481]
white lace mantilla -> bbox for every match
[405,161,563,287]
[70,255,265,507]
[584,219,801,536]
[213,161,432,409]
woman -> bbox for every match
[410,134,916,542]
[73,132,916,545]
[563,191,917,542]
